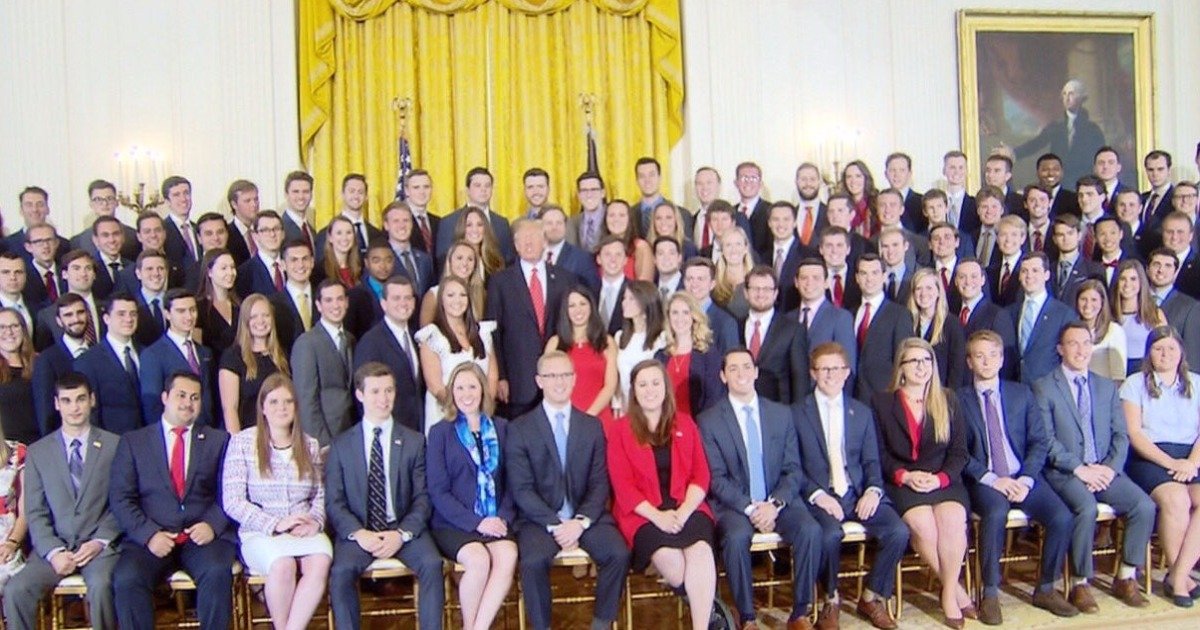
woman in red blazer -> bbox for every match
[607,359,716,630]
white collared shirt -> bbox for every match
[658,272,681,295]
[61,334,89,358]
[286,281,312,309]
[384,315,417,375]
[737,197,760,218]
[361,417,396,522]
[106,333,138,370]
[0,295,33,331]
[545,241,565,265]
[161,419,194,477]
[728,394,760,457]
[166,329,197,360]
[1177,247,1193,269]
[258,250,281,272]
[743,308,775,347]
[772,237,795,263]
[519,259,548,304]
[320,319,346,347]
[285,209,309,231]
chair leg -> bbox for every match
[856,542,867,600]
[891,562,903,619]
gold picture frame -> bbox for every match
[957,9,1156,192]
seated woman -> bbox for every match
[656,292,724,416]
[219,294,290,432]
[1076,278,1126,383]
[321,216,362,289]
[221,374,331,630]
[1113,260,1164,375]
[906,267,967,388]
[427,363,517,630]
[419,240,485,326]
[546,288,617,422]
[417,276,498,436]
[1120,326,1200,607]
[0,423,27,593]
[614,281,665,414]
[604,199,654,281]
[607,359,716,629]
[871,338,972,628]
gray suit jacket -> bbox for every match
[1033,368,1128,483]
[292,324,355,446]
[23,428,122,559]
[1161,290,1200,371]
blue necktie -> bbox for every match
[1075,376,1098,464]
[553,411,573,520]
[743,405,766,502]
[1019,299,1037,352]
[68,439,83,493]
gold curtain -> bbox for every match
[298,0,683,226]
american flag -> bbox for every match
[393,134,412,201]
[585,122,599,175]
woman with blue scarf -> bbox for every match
[428,362,517,630]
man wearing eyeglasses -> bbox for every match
[70,179,140,261]
[566,172,606,253]
[506,350,629,630]
[734,162,772,256]
[21,224,66,312]
[235,211,287,298]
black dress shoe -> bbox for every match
[1164,582,1194,608]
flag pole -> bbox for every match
[392,97,413,202]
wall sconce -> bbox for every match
[114,146,166,210]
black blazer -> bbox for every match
[22,261,67,312]
[91,256,133,301]
[269,288,318,354]
[324,420,431,538]
[553,241,601,298]
[409,213,441,255]
[957,380,1049,485]
[486,264,571,411]
[132,291,166,349]
[957,194,982,237]
[163,217,200,268]
[352,320,424,432]
[854,300,913,403]
[74,339,144,434]
[602,280,628,337]
[225,221,252,267]
[1050,254,1103,306]
[923,317,968,389]
[235,256,282,299]
[871,390,968,486]
[655,347,725,415]
[1175,253,1200,301]
[697,397,804,514]
[793,393,884,498]
[963,299,1017,380]
[345,283,384,341]
[986,255,1025,308]
[108,421,232,546]
[902,189,928,234]
[741,314,806,405]
[1049,187,1081,219]
[505,407,613,529]
[773,240,807,313]
[744,198,774,261]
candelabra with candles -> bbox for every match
[114,146,166,211]
[815,129,863,190]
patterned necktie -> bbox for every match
[367,426,388,530]
[530,267,545,336]
[1000,262,1012,293]
[68,439,83,493]
[82,305,97,345]
[743,405,766,502]
[774,248,784,277]
[338,330,351,367]
[184,340,200,374]
[982,390,1010,477]
[1142,193,1159,225]
[1075,376,1098,463]
[45,271,59,302]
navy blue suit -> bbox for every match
[789,300,856,391]
[352,320,424,432]
[109,422,235,630]
[1007,295,1074,384]
[75,339,145,434]
[741,314,807,405]
[705,300,740,355]
[139,335,216,427]
[426,417,516,534]
[793,394,908,598]
[963,299,1017,380]
[389,246,435,297]
[551,241,600,297]
[224,221,252,266]
[1050,254,1103,306]
[92,257,132,301]
[773,240,807,313]
[234,256,282,298]
[22,261,67,313]
[655,347,725,415]
[986,255,1025,307]
[163,217,201,268]
[486,263,570,417]
[132,291,166,349]
[957,381,1073,593]
[30,340,76,435]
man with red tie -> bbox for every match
[851,254,912,403]
[403,169,440,255]
[795,163,826,250]
[22,223,66,312]
[1024,185,1054,254]
[818,226,854,310]
[109,372,234,630]
[235,210,287,298]
[740,266,806,404]
[692,166,724,249]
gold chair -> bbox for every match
[318,557,421,629]
[516,547,620,630]
[968,507,1051,602]
[43,573,91,630]
[160,563,243,629]
[1063,502,1152,595]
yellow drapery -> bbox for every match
[298,0,683,227]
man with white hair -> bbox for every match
[1014,79,1106,187]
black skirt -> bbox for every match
[629,512,715,572]
[885,480,970,516]
[1126,442,1200,493]
[431,527,514,560]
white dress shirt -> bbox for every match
[743,308,775,347]
[854,293,884,332]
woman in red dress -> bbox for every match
[656,293,725,417]
[546,288,616,422]
[604,200,654,281]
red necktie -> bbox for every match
[856,301,872,350]
[1033,230,1044,252]
[545,249,554,265]
[82,306,97,345]
[530,267,545,336]
[960,305,970,326]
[702,222,711,248]
[1083,225,1096,259]
[170,426,187,498]
[939,267,950,294]
[999,262,1011,293]
[44,271,58,302]
[302,223,314,251]
[740,203,749,218]
[748,319,762,361]
[417,215,433,253]
[247,229,258,256]
[832,274,844,307]
[273,260,285,292]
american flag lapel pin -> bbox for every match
[197,432,206,440]
[92,441,102,449]
[675,431,683,438]
[393,439,403,446]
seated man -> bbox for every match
[109,372,235,629]
[958,331,1078,623]
[1034,323,1154,611]
[794,342,906,629]
[506,351,630,630]
[325,362,445,630]
[3,373,121,629]
[699,349,819,630]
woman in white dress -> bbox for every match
[417,275,498,433]
[614,280,665,413]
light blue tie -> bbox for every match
[553,411,573,520]
[1019,299,1037,352]
[743,405,766,502]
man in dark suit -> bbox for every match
[697,200,752,261]
[122,213,185,292]
[788,258,857,391]
[507,351,629,630]
[35,249,105,351]
[877,227,915,306]
[699,349,819,630]
[1160,212,1200,299]
[1092,215,1130,286]
[983,155,1027,219]
[488,218,570,418]
[683,257,740,355]
[794,163,828,250]
[109,372,235,630]
[32,294,93,435]
[293,279,356,446]
[635,157,683,236]
[959,331,1079,623]
[541,205,599,296]
[1093,146,1129,209]
[943,151,982,237]
[129,250,168,347]
[185,212,232,292]
[1014,80,1106,186]
[766,202,808,312]
[88,216,135,300]
[315,173,383,262]
[955,258,1017,380]
[324,362,444,630]
[987,215,1027,308]
[652,236,685,298]
[21,223,67,313]
[160,176,203,270]
[851,254,913,402]
[1139,150,1175,237]
[139,289,215,427]
[281,171,317,253]
[382,201,435,297]
[401,169,440,255]
[223,179,259,266]
[344,242,392,340]
[4,373,121,629]
[595,236,629,336]
[885,152,927,234]
[352,276,423,432]
[923,191,978,261]
[435,167,515,263]
[75,293,144,434]
[1023,185,1056,257]
[1117,188,1160,262]
[1034,323,1154,610]
[795,343,906,630]
[234,210,286,298]
[271,240,319,354]
[70,179,140,261]
[817,225,858,310]
[1147,249,1200,370]
[0,252,38,336]
[6,186,70,261]
[971,187,1006,269]
[874,190,931,268]
[741,266,807,404]
[1035,154,1081,220]
[928,222,967,312]
[1007,252,1075,384]
[732,162,772,257]
[1050,214,1103,305]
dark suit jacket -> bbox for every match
[957,380,1049,484]
[487,264,570,410]
[269,288,317,354]
[31,340,76,435]
[1174,252,1200,300]
[345,282,384,341]
[225,221,252,267]
[1033,369,1127,484]
[426,417,515,531]
[235,256,282,299]
[409,212,441,255]
[1050,187,1081,219]
[1007,295,1074,384]
[987,255,1025,307]
[71,224,140,262]
[957,194,982,237]
[552,241,601,297]
[24,427,123,559]
[698,397,803,515]
[108,422,232,546]
[774,240,806,312]
[352,320,423,432]
[902,189,928,234]
[742,314,806,405]
[35,300,106,352]
[789,300,857,387]
[925,317,968,389]
[282,212,316,252]
[115,261,185,296]
[1161,289,1200,370]
[7,231,69,264]
[655,347,725,415]
[75,339,145,434]
[882,265,915,306]
[22,261,67,313]
[389,246,436,297]
[871,390,968,486]
[854,300,913,402]
[315,217,383,261]
[324,420,430,537]
[601,279,628,337]
[1050,254,1103,305]
[139,335,216,427]
[91,256,133,301]
[506,407,613,529]
[794,393,884,499]
[744,198,773,260]
[132,291,166,348]
[963,299,1017,380]
[705,300,740,355]
[435,206,514,263]
[163,217,200,268]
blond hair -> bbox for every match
[888,338,951,443]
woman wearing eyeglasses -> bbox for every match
[871,338,972,628]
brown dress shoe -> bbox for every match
[855,598,897,629]
[1032,589,1080,617]
[1068,583,1099,613]
[978,596,1003,625]
[1112,577,1150,607]
[787,618,815,630]
[814,603,839,630]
